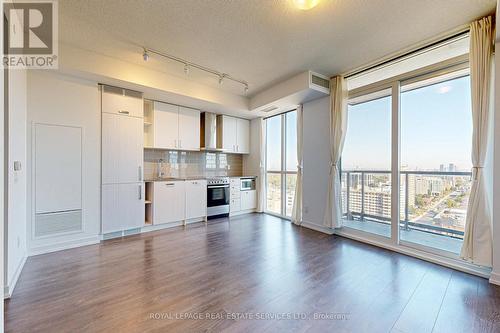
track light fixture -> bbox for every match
[141,46,248,93]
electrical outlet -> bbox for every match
[227,165,231,170]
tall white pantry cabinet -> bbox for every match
[101,85,145,234]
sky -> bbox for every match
[266,111,297,171]
[265,76,472,173]
[342,76,473,171]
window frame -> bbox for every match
[340,55,474,261]
[264,110,298,219]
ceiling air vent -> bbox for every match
[311,74,330,90]
[261,106,279,113]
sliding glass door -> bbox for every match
[265,111,297,218]
[399,73,472,254]
[341,59,473,257]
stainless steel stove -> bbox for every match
[206,177,230,218]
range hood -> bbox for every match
[200,112,223,151]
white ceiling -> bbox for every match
[59,0,495,97]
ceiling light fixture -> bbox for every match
[142,48,149,61]
[293,0,320,10]
[141,46,248,93]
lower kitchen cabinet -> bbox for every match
[185,180,207,219]
[153,181,186,224]
[241,190,257,211]
[102,183,144,233]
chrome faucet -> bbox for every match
[158,159,165,178]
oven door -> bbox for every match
[207,185,230,207]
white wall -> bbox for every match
[490,1,500,284]
[5,69,27,297]
[27,71,101,255]
[0,24,5,331]
[302,96,330,229]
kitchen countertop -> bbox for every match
[145,176,257,182]
[144,176,207,182]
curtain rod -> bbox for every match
[343,28,470,80]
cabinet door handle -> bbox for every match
[138,185,142,200]
[138,166,142,181]
[166,183,175,187]
[119,110,129,115]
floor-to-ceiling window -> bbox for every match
[399,73,472,254]
[340,33,474,259]
[265,110,297,218]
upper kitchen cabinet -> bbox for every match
[236,118,250,153]
[152,101,201,151]
[101,85,143,118]
[218,115,250,154]
[153,101,179,149]
[178,106,201,151]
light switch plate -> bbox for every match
[13,161,22,171]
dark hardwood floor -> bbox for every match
[5,213,500,332]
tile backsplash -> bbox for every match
[144,149,243,179]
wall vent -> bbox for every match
[101,85,142,99]
[311,74,330,90]
[35,210,82,238]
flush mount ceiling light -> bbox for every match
[293,0,320,10]
[141,46,249,93]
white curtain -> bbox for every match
[323,76,348,228]
[460,16,493,267]
[291,105,304,225]
[257,117,266,213]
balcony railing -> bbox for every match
[341,170,472,239]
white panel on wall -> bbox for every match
[34,123,82,214]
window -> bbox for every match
[265,111,297,218]
[341,92,392,238]
[341,32,473,257]
[400,73,472,254]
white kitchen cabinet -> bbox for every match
[220,115,237,152]
[153,181,186,224]
[178,107,201,151]
[230,198,241,213]
[102,113,143,184]
[102,89,143,118]
[154,102,179,149]
[185,180,207,219]
[236,118,250,153]
[102,183,144,234]
[241,190,257,211]
[218,115,250,154]
[153,102,201,151]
